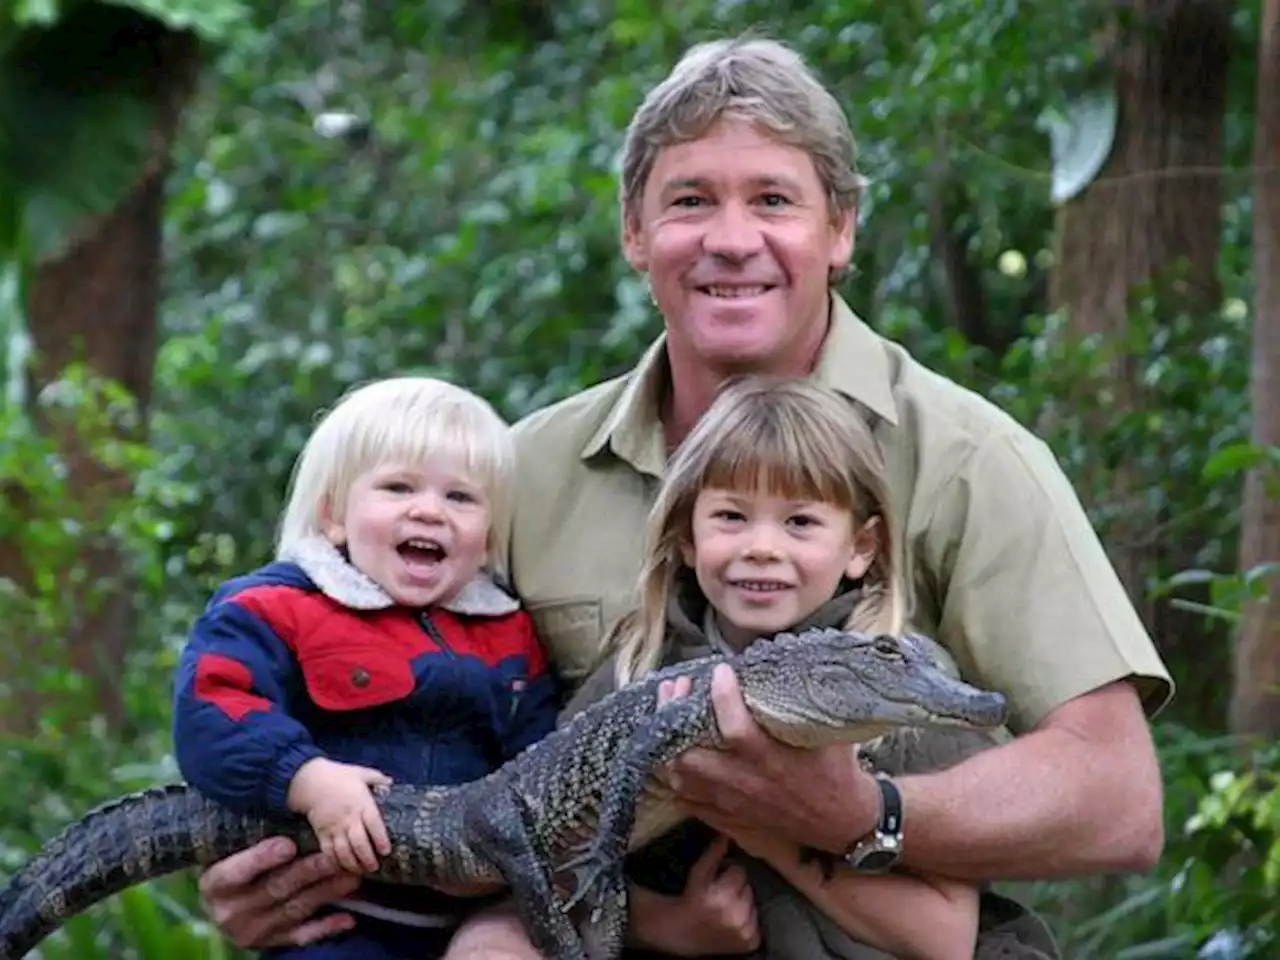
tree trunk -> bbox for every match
[1047,0,1231,715]
[1230,0,1280,739]
[0,14,202,731]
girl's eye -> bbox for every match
[383,481,413,494]
[788,514,820,528]
[447,490,478,504]
[712,509,745,522]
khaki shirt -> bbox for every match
[507,294,1173,733]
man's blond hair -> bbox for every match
[620,36,868,226]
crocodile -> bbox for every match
[0,627,1007,960]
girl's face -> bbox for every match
[322,458,491,608]
[680,485,878,649]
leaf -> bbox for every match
[100,0,254,44]
[1037,88,1118,204]
[1169,598,1241,624]
[12,0,61,27]
[0,4,161,263]
[1203,442,1266,480]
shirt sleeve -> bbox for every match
[499,612,564,760]
[172,594,324,813]
[919,429,1175,733]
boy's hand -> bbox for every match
[287,758,393,874]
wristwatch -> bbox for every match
[842,772,904,873]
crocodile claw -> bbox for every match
[561,843,624,920]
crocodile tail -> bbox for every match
[0,783,313,960]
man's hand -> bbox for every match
[197,838,361,950]
[663,664,880,853]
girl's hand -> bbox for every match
[287,758,393,874]
[630,834,761,957]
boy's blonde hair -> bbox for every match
[611,376,904,686]
[276,376,515,578]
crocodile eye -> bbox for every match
[872,636,902,658]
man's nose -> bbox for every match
[702,200,764,260]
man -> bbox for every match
[195,36,1173,957]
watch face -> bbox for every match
[857,849,899,872]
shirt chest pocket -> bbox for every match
[297,640,416,712]
[526,596,603,683]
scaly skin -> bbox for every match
[0,627,1007,960]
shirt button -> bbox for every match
[350,668,371,688]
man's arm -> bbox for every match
[667,665,1163,881]
[896,677,1163,878]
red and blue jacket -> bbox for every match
[172,536,560,819]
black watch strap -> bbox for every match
[843,773,904,873]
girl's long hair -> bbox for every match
[609,376,905,687]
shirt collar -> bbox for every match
[580,293,899,477]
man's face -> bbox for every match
[623,116,855,374]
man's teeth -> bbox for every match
[704,285,769,298]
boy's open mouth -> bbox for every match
[397,538,447,564]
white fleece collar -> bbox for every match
[280,535,520,617]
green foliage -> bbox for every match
[0,0,1276,955]
[0,0,252,284]
[1029,731,1280,959]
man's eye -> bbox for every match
[672,195,705,208]
[760,193,791,207]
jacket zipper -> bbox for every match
[418,612,457,658]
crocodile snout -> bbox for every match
[960,689,1007,727]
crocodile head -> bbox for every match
[734,627,1008,748]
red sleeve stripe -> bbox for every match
[195,653,273,721]
[225,584,334,654]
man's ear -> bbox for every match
[621,207,650,272]
[845,516,882,581]
[828,206,857,273]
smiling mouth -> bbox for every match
[397,538,447,564]
[699,285,775,299]
[729,579,793,593]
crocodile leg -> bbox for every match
[466,788,589,960]
[578,880,630,960]
[562,694,706,917]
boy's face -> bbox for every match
[680,485,878,648]
[323,459,490,608]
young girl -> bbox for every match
[171,376,557,960]
[565,376,982,960]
